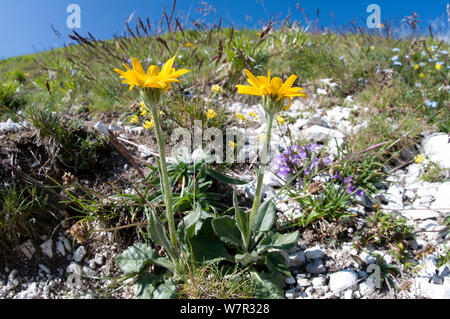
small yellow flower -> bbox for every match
[369,45,375,50]
[236,112,247,122]
[276,115,286,125]
[414,64,419,70]
[257,32,262,36]
[206,109,217,119]
[211,84,223,94]
[229,141,237,149]
[130,115,139,124]
[24,73,30,77]
[415,154,425,164]
[419,73,425,78]
[143,119,154,130]
[435,63,442,71]
[248,111,260,120]
[185,42,193,47]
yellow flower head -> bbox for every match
[236,112,247,122]
[185,42,193,47]
[130,115,139,124]
[143,119,154,130]
[206,109,217,119]
[115,56,190,92]
[229,140,237,149]
[236,69,306,112]
[276,115,286,125]
[248,110,260,120]
[414,64,419,70]
[415,154,425,164]
[435,63,442,71]
[211,84,223,94]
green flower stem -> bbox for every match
[248,111,275,232]
[145,95,179,261]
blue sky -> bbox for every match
[0,0,448,59]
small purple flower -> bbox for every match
[332,172,341,179]
[310,157,319,170]
[343,176,353,185]
[307,142,320,153]
[346,183,356,194]
[356,189,364,196]
[322,157,332,165]
[304,167,310,175]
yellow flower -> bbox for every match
[257,32,262,36]
[206,109,217,119]
[24,73,30,77]
[369,45,375,50]
[419,73,425,78]
[236,69,307,111]
[130,115,139,124]
[143,119,154,130]
[185,42,193,47]
[115,56,190,92]
[414,64,419,70]
[435,63,442,71]
[236,112,247,122]
[229,141,237,149]
[211,84,223,94]
[248,111,260,120]
[415,154,425,164]
[276,115,286,125]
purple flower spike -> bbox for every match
[344,176,353,185]
[356,189,364,196]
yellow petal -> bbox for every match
[147,65,160,76]
[244,69,261,88]
[236,85,263,96]
[279,75,297,93]
[161,56,176,75]
[132,58,145,74]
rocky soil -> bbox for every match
[1,91,449,299]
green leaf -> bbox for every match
[251,200,276,233]
[148,209,177,260]
[235,251,260,266]
[115,243,154,274]
[206,168,248,185]
[189,234,234,264]
[250,271,285,299]
[212,216,243,249]
[153,278,178,299]
[136,273,158,299]
[256,231,299,254]
[265,251,291,277]
[182,205,202,238]
[233,192,249,249]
